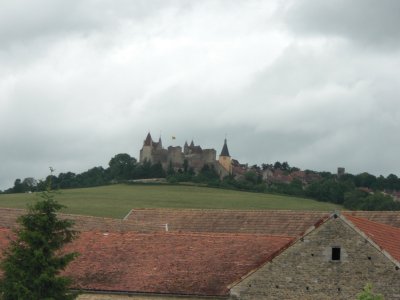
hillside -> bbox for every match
[0,184,342,218]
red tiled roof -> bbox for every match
[126,208,330,236]
[344,211,400,228]
[0,208,162,232]
[2,208,400,235]
[0,229,293,296]
[344,214,400,262]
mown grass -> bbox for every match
[0,184,342,219]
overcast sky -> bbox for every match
[1,0,400,190]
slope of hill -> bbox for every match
[0,184,341,218]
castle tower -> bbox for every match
[140,132,154,163]
[219,138,232,174]
[144,132,153,146]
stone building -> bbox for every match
[77,212,400,299]
[230,213,400,300]
[139,132,232,176]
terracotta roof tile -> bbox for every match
[1,208,400,236]
[126,208,330,236]
[0,208,161,232]
[344,211,400,228]
[0,229,293,296]
[344,214,400,263]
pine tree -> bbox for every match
[0,183,79,300]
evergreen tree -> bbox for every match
[0,183,79,300]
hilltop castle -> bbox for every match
[139,133,232,177]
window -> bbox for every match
[331,247,341,261]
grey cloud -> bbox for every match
[0,0,192,52]
[1,0,400,190]
[285,0,400,49]
[213,43,400,175]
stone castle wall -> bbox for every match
[139,146,153,163]
[167,146,184,168]
[202,149,217,164]
[140,142,217,172]
[230,217,400,300]
[138,134,233,175]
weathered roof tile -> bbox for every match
[344,214,400,262]
[0,229,293,296]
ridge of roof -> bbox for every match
[55,229,294,240]
[129,208,329,213]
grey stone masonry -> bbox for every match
[230,217,400,300]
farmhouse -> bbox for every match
[0,208,400,299]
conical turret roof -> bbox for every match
[144,132,153,146]
[220,139,230,157]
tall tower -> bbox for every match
[140,132,153,163]
[219,138,232,174]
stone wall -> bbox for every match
[151,148,168,165]
[230,217,400,300]
[140,144,217,172]
[140,146,152,163]
[167,146,184,168]
[218,156,232,174]
[202,149,217,164]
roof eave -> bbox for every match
[73,288,229,299]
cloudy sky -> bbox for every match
[1,0,400,190]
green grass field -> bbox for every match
[0,184,342,218]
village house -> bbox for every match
[1,208,400,299]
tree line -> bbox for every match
[2,154,400,211]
